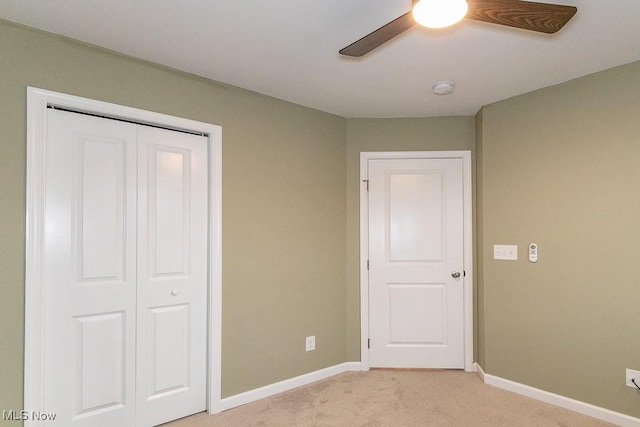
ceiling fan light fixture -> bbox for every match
[412,0,469,29]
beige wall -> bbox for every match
[0,19,347,415]
[476,60,640,417]
[345,118,476,360]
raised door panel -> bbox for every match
[148,304,191,397]
[388,172,443,262]
[74,312,127,416]
[147,147,190,278]
[388,284,446,344]
[78,138,127,282]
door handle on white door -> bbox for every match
[451,272,461,279]
[171,290,180,296]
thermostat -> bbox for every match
[528,243,538,263]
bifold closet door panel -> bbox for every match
[135,125,208,426]
[43,108,138,426]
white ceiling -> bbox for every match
[2,0,640,117]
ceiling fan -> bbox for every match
[339,0,577,57]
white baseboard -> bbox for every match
[474,362,485,382]
[220,362,362,412]
[475,364,640,427]
[346,361,363,371]
[220,361,639,426]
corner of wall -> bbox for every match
[473,107,485,367]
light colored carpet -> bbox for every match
[163,369,615,426]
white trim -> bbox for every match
[474,362,485,381]
[220,363,354,411]
[346,361,363,371]
[359,154,370,371]
[207,115,224,415]
[24,86,48,427]
[24,87,223,423]
[359,151,474,372]
[476,365,640,427]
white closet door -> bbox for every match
[43,108,138,426]
[42,109,208,426]
[135,126,208,426]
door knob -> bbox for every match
[171,290,180,296]
[451,272,461,279]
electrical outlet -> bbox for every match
[305,335,315,352]
[626,368,640,388]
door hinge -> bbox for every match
[367,260,370,270]
[368,338,370,349]
[363,179,369,191]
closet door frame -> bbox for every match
[24,87,223,425]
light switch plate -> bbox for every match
[494,245,518,260]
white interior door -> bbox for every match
[42,108,207,426]
[368,158,465,368]
[44,109,137,426]
[136,126,208,426]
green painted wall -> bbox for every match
[345,118,476,361]
[0,19,346,418]
[2,14,640,425]
[477,60,640,417]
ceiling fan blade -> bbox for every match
[466,0,577,34]
[339,11,416,57]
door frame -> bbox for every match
[24,87,224,424]
[359,151,473,372]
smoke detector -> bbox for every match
[432,80,455,95]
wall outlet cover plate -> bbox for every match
[305,335,315,352]
[494,244,518,261]
[626,368,640,388]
